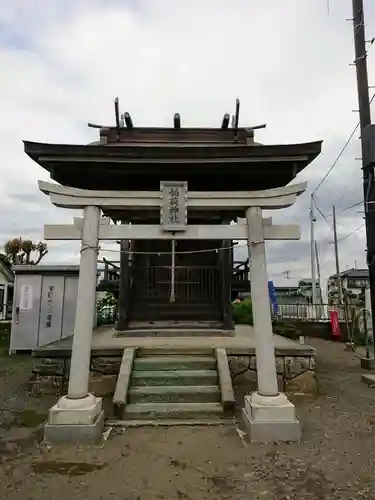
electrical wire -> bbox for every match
[313,8,375,197]
[312,93,375,196]
[313,196,333,232]
[312,122,360,195]
[315,222,334,269]
[313,190,364,259]
[318,240,330,268]
[334,163,364,209]
[342,200,363,211]
[337,223,365,242]
[314,197,365,243]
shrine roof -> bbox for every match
[24,128,322,191]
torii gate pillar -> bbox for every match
[244,206,301,442]
[44,205,105,444]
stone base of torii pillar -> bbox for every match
[44,394,105,444]
[241,207,301,443]
[241,393,300,443]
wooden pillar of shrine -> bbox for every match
[220,239,233,330]
[117,237,131,331]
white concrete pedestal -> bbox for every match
[44,394,104,444]
[242,392,301,443]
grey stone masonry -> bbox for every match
[228,354,317,394]
[31,352,317,398]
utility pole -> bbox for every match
[315,241,321,286]
[315,240,323,305]
[332,205,343,304]
[310,194,317,308]
[352,0,375,347]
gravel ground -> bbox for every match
[1,338,375,499]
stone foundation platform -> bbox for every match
[228,353,317,395]
[29,351,317,399]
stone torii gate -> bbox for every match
[40,179,306,443]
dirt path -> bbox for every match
[1,337,375,499]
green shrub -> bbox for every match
[232,299,253,325]
[0,322,10,351]
[97,292,117,309]
[272,320,301,341]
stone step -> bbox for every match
[107,418,230,427]
[131,369,218,387]
[124,402,224,420]
[137,348,215,357]
[133,355,217,371]
[128,385,221,404]
[116,329,233,338]
[129,310,222,321]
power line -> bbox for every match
[315,197,364,236]
[313,196,333,231]
[334,171,362,209]
[314,220,333,269]
[313,123,360,195]
[311,30,375,200]
[337,222,365,242]
[312,93,375,196]
[342,200,363,211]
[314,194,364,245]
[318,239,330,268]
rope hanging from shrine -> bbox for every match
[169,239,176,303]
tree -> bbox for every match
[3,238,48,265]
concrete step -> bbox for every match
[124,402,224,420]
[131,369,218,387]
[129,312,222,321]
[116,329,233,337]
[137,348,215,357]
[127,321,223,329]
[107,419,231,428]
[133,355,217,371]
[128,385,221,404]
[362,373,375,386]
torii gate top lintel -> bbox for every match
[38,180,307,211]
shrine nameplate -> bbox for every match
[160,181,188,232]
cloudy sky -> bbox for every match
[1,0,374,291]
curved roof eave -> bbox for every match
[23,139,322,163]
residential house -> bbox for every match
[297,278,323,304]
[327,268,369,305]
[274,286,304,305]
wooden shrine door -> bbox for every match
[128,240,222,322]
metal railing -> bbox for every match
[232,260,249,282]
[0,303,12,321]
[98,258,250,286]
[99,259,120,282]
[274,303,356,322]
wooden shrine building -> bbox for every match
[23,101,323,444]
[24,106,321,333]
